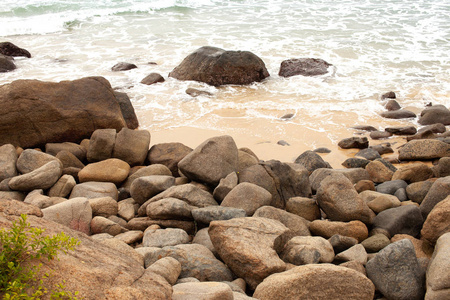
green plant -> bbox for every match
[0,214,80,299]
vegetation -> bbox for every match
[0,214,80,299]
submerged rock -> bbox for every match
[278,58,333,77]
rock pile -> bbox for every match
[1,125,449,299]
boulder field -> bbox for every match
[0,124,449,299]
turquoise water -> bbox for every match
[1,0,449,152]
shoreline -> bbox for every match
[148,125,411,169]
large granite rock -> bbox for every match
[366,239,425,300]
[399,139,450,160]
[169,46,269,86]
[0,77,132,148]
[112,128,150,166]
[172,282,233,300]
[316,173,374,223]
[373,205,424,238]
[425,233,450,299]
[147,142,192,177]
[221,182,272,216]
[421,196,450,245]
[0,203,172,299]
[41,197,92,235]
[178,135,239,186]
[420,176,450,219]
[8,160,62,192]
[278,58,333,77]
[253,264,374,300]
[419,105,450,126]
[209,217,289,289]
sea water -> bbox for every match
[1,0,449,157]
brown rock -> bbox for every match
[209,217,289,289]
[316,173,374,223]
[380,109,417,119]
[253,264,374,300]
[0,208,172,299]
[254,206,310,236]
[221,182,272,215]
[425,232,450,299]
[111,62,137,71]
[309,220,369,242]
[399,139,450,160]
[172,282,233,300]
[178,135,239,186]
[169,46,269,86]
[78,158,130,184]
[392,163,434,183]
[112,128,150,167]
[419,104,450,125]
[0,77,128,148]
[421,196,450,245]
[366,160,394,183]
[141,73,165,85]
[0,144,17,181]
[285,197,320,221]
[147,142,192,177]
[86,128,117,162]
[279,58,332,77]
[0,42,31,57]
[0,54,16,72]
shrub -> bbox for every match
[0,214,80,299]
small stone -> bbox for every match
[361,234,390,253]
[370,130,393,139]
[141,73,165,85]
[111,62,137,71]
[285,197,320,222]
[380,109,417,119]
[328,234,359,254]
[186,88,213,97]
[355,148,382,161]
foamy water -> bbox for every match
[1,0,449,158]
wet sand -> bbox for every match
[148,123,410,170]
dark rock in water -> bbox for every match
[341,157,370,169]
[380,109,417,119]
[0,42,31,58]
[351,125,378,132]
[355,148,381,161]
[376,180,408,195]
[0,77,128,148]
[169,46,269,86]
[278,58,332,77]
[114,92,139,129]
[418,105,450,125]
[370,130,393,140]
[381,91,396,99]
[185,88,213,97]
[384,99,401,111]
[277,140,290,146]
[294,150,331,174]
[141,73,165,85]
[366,239,425,300]
[338,137,369,149]
[280,113,295,120]
[111,62,137,72]
[0,54,16,72]
[370,144,394,155]
[313,147,331,153]
[385,126,417,136]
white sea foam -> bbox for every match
[1,0,449,144]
